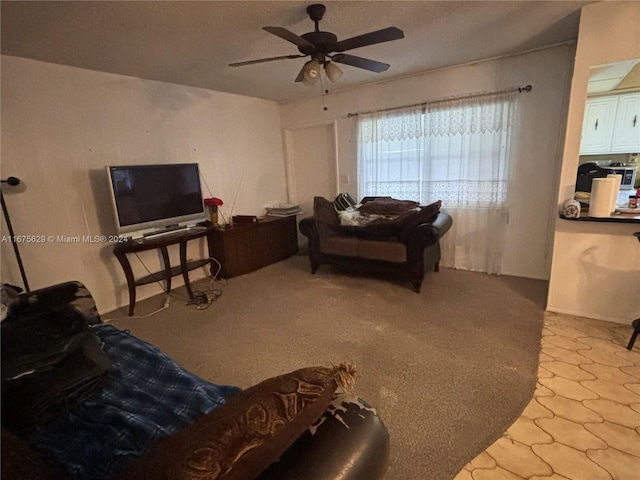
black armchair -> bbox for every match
[299,197,453,292]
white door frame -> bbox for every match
[283,119,340,204]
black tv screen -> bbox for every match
[107,163,206,235]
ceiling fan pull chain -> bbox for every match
[319,74,328,111]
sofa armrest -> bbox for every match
[257,394,390,480]
[299,217,319,241]
[430,210,453,238]
[402,211,451,246]
[3,281,102,327]
[403,222,438,246]
[121,365,351,480]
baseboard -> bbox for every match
[545,306,631,325]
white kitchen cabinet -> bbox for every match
[580,92,640,155]
[610,92,640,153]
[580,96,617,154]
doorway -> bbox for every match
[285,123,337,246]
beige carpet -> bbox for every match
[106,255,547,480]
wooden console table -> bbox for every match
[209,215,298,278]
[113,226,215,316]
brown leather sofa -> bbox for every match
[1,282,390,480]
[299,197,453,292]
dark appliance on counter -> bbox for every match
[575,163,609,192]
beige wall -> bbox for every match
[280,45,576,280]
[5,3,636,321]
[547,1,640,323]
[1,56,288,313]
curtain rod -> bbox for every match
[346,84,532,118]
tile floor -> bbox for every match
[453,311,640,480]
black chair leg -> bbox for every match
[627,318,640,350]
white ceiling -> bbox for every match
[587,60,640,94]
[1,1,592,104]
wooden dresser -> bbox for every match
[209,215,299,278]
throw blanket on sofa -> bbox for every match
[357,198,420,216]
[339,199,442,239]
[339,198,420,227]
[23,324,241,480]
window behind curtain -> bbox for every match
[357,92,516,274]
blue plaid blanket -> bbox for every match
[24,324,241,479]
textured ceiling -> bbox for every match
[1,1,592,104]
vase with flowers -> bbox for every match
[203,198,224,225]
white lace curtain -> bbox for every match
[357,91,516,274]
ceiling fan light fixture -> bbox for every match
[231,4,404,87]
[302,59,321,85]
[324,61,343,82]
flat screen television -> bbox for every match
[106,163,206,237]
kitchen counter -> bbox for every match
[559,210,640,224]
[563,188,640,223]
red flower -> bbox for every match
[204,197,224,206]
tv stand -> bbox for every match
[113,225,215,316]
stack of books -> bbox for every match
[265,203,302,216]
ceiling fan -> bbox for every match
[229,3,404,86]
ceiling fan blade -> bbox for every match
[332,54,390,73]
[295,64,306,83]
[334,27,404,52]
[263,26,316,49]
[229,54,306,67]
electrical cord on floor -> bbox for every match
[103,295,171,323]
[186,292,210,307]
[106,250,226,321]
[130,253,225,311]
[208,256,223,283]
[186,258,225,310]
